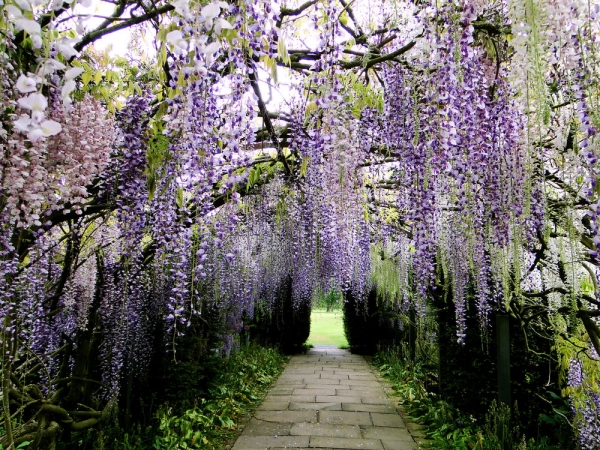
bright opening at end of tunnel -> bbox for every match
[306,308,349,349]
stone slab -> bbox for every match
[348,385,386,392]
[291,422,361,438]
[361,427,413,441]
[371,413,406,428]
[319,411,372,426]
[316,395,363,403]
[348,375,378,381]
[341,403,396,414]
[241,418,292,436]
[305,383,348,390]
[381,439,419,450]
[360,396,390,405]
[256,401,290,411]
[264,395,316,403]
[270,388,295,395]
[275,379,308,386]
[233,435,309,449]
[254,410,317,423]
[293,388,338,396]
[310,378,341,385]
[340,380,381,387]
[309,437,384,449]
[319,373,349,380]
[289,402,341,411]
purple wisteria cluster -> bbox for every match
[376,8,529,337]
[569,355,600,449]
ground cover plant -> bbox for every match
[3,0,600,447]
[54,343,287,450]
[373,349,572,450]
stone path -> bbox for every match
[231,346,421,450]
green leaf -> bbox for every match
[81,71,92,86]
[339,10,349,26]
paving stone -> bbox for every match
[380,439,419,450]
[269,388,295,395]
[274,379,307,386]
[340,380,381,387]
[310,378,341,385]
[360,396,390,405]
[316,395,363,403]
[264,395,316,403]
[232,347,425,450]
[341,403,396,413]
[241,418,292,436]
[280,375,311,381]
[337,388,382,396]
[293,388,338,396]
[288,369,319,374]
[291,356,319,362]
[348,386,385,392]
[361,427,413,441]
[370,414,406,428]
[309,437,384,449]
[320,373,349,380]
[291,422,361,438]
[289,402,342,411]
[348,375,378,381]
[232,435,309,449]
[256,401,290,411]
[255,411,318,423]
[319,411,372,426]
[305,383,348,390]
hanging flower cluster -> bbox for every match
[372,8,528,337]
[2,94,113,228]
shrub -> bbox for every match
[343,287,396,354]
[249,276,311,353]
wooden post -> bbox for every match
[496,314,511,408]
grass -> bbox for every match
[307,308,349,348]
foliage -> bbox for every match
[373,349,573,449]
[312,283,343,311]
[248,276,311,353]
[56,343,286,450]
[343,287,398,354]
[4,0,600,445]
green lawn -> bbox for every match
[307,309,348,348]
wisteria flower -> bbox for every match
[6,5,24,19]
[203,41,220,66]
[16,74,39,93]
[61,79,76,105]
[14,0,32,9]
[56,38,80,59]
[214,18,232,34]
[15,18,42,48]
[13,114,35,132]
[13,115,62,141]
[65,67,85,80]
[173,0,192,20]
[18,92,48,114]
[201,1,228,28]
[166,30,188,54]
